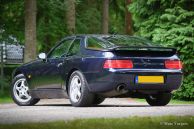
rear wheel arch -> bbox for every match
[66,68,89,95]
[68,70,95,107]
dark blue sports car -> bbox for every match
[11,35,183,107]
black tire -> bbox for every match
[68,70,94,107]
[11,74,40,106]
[146,93,171,106]
[93,95,105,105]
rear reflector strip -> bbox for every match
[103,60,133,69]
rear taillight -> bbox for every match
[103,60,133,69]
[165,60,182,69]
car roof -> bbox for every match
[74,34,153,44]
[66,34,143,39]
[58,34,175,51]
[63,34,155,46]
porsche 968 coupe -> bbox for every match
[11,35,183,107]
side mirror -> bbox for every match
[38,53,46,60]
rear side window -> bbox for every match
[67,39,81,56]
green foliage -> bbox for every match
[0,96,13,103]
[0,76,9,96]
[37,0,68,52]
[173,74,194,100]
[0,0,127,52]
[0,0,24,44]
[129,0,194,100]
[0,66,17,97]
[76,1,101,34]
[0,77,8,88]
[109,0,125,34]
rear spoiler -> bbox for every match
[107,46,177,53]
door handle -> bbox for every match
[57,63,63,67]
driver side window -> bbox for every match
[48,39,74,58]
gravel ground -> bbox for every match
[0,98,194,124]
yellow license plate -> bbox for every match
[136,76,164,84]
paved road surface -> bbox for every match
[0,98,194,124]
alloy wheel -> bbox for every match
[13,78,31,103]
[69,75,82,103]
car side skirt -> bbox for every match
[29,89,69,99]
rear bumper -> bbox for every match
[84,69,183,94]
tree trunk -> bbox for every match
[24,0,37,63]
[102,0,109,34]
[125,0,132,35]
[44,16,51,53]
[66,0,76,34]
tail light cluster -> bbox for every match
[165,60,182,69]
[103,60,133,69]
[103,59,182,69]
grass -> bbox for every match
[134,98,194,104]
[0,116,193,129]
[170,100,194,104]
[0,96,13,104]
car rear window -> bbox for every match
[104,35,153,47]
[86,35,161,50]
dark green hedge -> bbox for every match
[129,0,194,100]
[0,66,16,97]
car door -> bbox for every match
[30,37,75,89]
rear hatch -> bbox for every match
[109,46,177,69]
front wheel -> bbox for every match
[11,74,39,106]
[146,93,171,106]
[68,71,94,107]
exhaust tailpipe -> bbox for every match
[116,84,127,93]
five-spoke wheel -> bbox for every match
[13,78,31,103]
[11,74,39,106]
[69,75,82,103]
[68,70,94,107]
